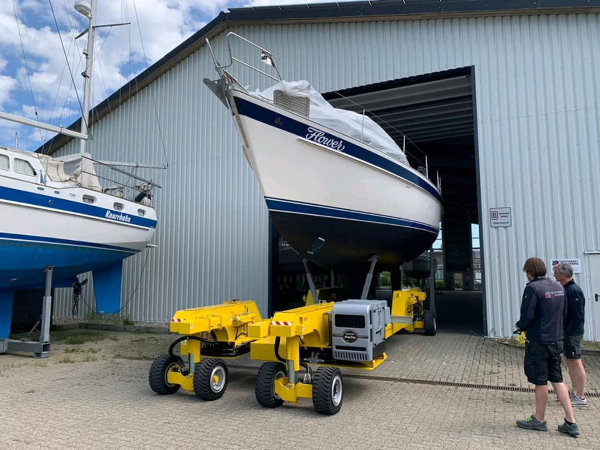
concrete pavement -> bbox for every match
[0,329,598,449]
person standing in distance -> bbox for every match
[553,262,588,406]
[515,257,580,437]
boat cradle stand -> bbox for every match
[0,266,53,358]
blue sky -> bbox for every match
[0,0,355,151]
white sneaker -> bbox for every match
[570,392,588,407]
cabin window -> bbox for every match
[137,209,146,217]
[14,158,37,176]
[0,154,9,170]
[113,202,124,211]
[82,195,96,204]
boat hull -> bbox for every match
[230,91,442,270]
[0,181,156,289]
[0,239,132,289]
[270,207,437,269]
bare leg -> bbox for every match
[553,381,576,423]
[534,385,548,422]
[565,358,587,398]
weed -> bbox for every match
[58,356,75,364]
[64,347,84,354]
[52,329,107,345]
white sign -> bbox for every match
[490,207,511,227]
[551,259,582,274]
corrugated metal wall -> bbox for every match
[53,13,600,339]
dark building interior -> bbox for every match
[271,67,484,335]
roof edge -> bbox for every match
[38,0,600,154]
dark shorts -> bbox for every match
[524,340,564,385]
[564,335,583,360]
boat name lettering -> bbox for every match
[305,127,345,151]
[105,211,131,223]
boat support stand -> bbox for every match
[2,266,53,358]
[302,258,319,305]
[361,255,378,299]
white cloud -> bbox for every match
[1,0,355,149]
[244,0,358,6]
[0,75,17,107]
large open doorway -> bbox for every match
[270,67,484,335]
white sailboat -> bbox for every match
[0,0,158,355]
[205,33,442,272]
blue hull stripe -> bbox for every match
[265,197,439,234]
[0,232,137,253]
[0,186,157,229]
[234,96,442,202]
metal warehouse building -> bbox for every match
[44,0,600,340]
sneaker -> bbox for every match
[569,392,588,407]
[558,420,580,437]
[516,415,548,431]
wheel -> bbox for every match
[424,310,437,336]
[312,367,343,415]
[148,354,184,395]
[193,358,228,401]
[255,362,287,408]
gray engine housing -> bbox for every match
[331,300,391,362]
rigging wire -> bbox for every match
[48,0,85,134]
[11,0,43,147]
[131,0,170,169]
[120,247,153,315]
[42,0,81,153]
[281,61,431,168]
[89,26,116,139]
[327,90,429,168]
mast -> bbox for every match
[75,0,98,154]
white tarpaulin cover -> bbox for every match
[259,80,409,165]
[27,150,102,190]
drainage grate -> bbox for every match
[226,364,599,397]
[343,373,600,397]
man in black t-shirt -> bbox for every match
[515,257,579,437]
[553,262,587,407]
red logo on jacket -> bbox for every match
[545,292,552,299]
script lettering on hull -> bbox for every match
[305,127,345,151]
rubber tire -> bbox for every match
[424,310,437,336]
[312,367,343,415]
[255,362,287,408]
[193,358,228,401]
[148,354,184,395]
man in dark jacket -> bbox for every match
[553,262,587,406]
[515,257,579,437]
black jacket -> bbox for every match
[564,279,585,337]
[516,276,566,343]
